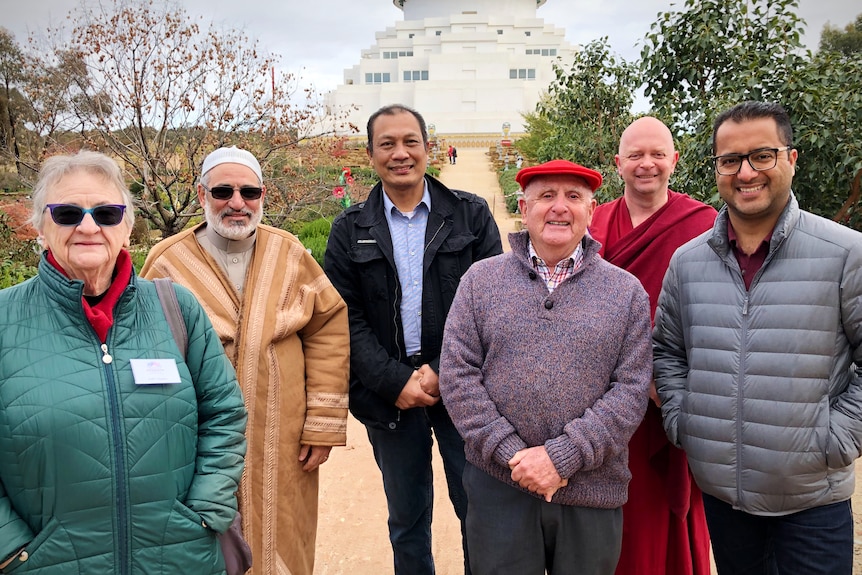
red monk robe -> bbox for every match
[590,190,717,575]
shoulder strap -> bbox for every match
[153,277,188,358]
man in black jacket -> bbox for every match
[324,104,502,574]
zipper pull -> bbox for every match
[101,344,113,364]
[742,296,749,317]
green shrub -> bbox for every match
[0,210,39,288]
[0,259,38,289]
[301,234,328,267]
[297,217,332,267]
[130,248,150,273]
[298,218,332,240]
[350,166,379,186]
[498,169,521,214]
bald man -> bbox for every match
[589,117,717,575]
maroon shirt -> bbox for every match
[727,222,771,291]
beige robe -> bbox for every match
[141,223,349,575]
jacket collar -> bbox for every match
[37,250,138,319]
[356,175,459,271]
[356,175,456,228]
[708,192,800,257]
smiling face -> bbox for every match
[615,117,679,200]
[518,174,597,267]
[198,162,265,240]
[367,110,429,199]
[714,116,796,228]
[39,170,132,294]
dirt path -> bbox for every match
[435,148,521,251]
[313,147,862,574]
[314,415,464,574]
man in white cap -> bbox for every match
[141,146,350,575]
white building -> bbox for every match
[325,0,577,137]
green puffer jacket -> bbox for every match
[0,255,247,574]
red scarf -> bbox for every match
[47,249,133,343]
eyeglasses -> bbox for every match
[712,147,791,176]
[45,204,127,227]
[203,184,263,201]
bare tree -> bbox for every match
[0,27,98,184]
[24,47,94,163]
[0,28,27,176]
[56,0,336,237]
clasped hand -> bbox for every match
[395,365,440,409]
[508,446,568,502]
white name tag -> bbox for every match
[130,358,182,385]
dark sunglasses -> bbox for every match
[45,203,127,227]
[204,184,263,201]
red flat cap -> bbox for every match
[515,159,603,192]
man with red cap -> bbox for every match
[439,159,653,575]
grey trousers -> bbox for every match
[463,462,622,575]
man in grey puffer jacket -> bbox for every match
[653,101,862,575]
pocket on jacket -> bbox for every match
[822,396,849,470]
[162,500,223,573]
[3,517,60,573]
[436,232,477,295]
[675,407,687,451]
[349,245,389,301]
[170,499,207,529]
[349,243,386,265]
[438,232,476,254]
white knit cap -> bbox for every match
[200,146,263,183]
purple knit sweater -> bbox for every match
[439,230,652,509]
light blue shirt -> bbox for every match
[383,183,431,356]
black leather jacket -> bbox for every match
[324,176,502,430]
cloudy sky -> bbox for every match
[4,0,858,106]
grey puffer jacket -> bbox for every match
[653,194,862,516]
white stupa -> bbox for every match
[325,0,577,137]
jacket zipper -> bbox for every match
[714,224,783,509]
[392,274,404,426]
[423,220,445,256]
[101,343,130,575]
[736,278,751,507]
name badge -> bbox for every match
[130,358,182,385]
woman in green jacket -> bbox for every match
[0,151,247,574]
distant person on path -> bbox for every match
[440,159,652,575]
[452,146,458,164]
[590,116,716,575]
[653,101,862,575]
[448,145,454,164]
[324,104,502,575]
[142,146,350,575]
